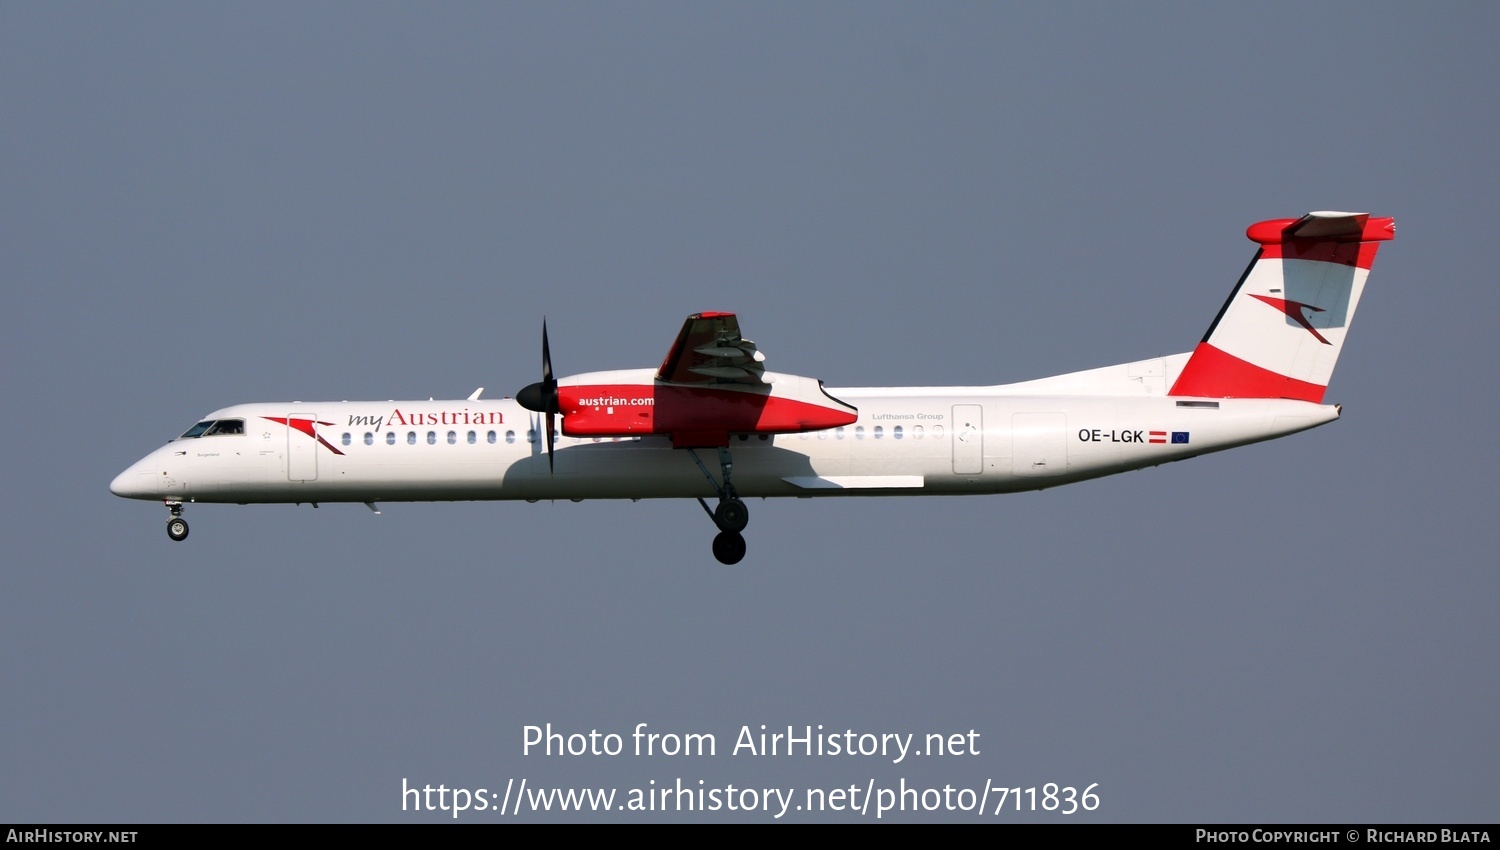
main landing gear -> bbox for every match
[690,447,749,565]
[164,501,189,542]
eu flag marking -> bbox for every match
[1172,432,1190,444]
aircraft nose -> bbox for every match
[109,467,137,498]
[110,458,156,499]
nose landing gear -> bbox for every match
[164,501,189,541]
[690,447,750,565]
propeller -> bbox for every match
[516,319,559,472]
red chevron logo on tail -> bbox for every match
[1249,294,1330,345]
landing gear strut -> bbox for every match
[165,501,189,542]
[690,447,749,565]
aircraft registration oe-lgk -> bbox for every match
[112,211,1394,564]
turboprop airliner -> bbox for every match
[111,211,1394,564]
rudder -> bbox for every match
[1168,211,1395,402]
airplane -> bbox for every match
[111,211,1394,564]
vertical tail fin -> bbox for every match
[1168,211,1395,402]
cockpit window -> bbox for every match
[179,421,214,439]
[178,419,245,439]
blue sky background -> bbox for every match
[3,2,1496,822]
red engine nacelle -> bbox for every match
[558,376,857,448]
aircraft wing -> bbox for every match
[655,312,768,385]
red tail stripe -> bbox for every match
[1168,343,1326,403]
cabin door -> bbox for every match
[951,404,984,475]
[286,413,319,481]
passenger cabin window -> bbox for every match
[386,432,396,445]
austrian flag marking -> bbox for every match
[1148,431,1189,444]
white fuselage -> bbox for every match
[110,369,1338,506]
[108,212,1388,563]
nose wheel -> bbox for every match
[713,496,749,533]
[164,501,189,542]
[690,447,751,565]
[700,497,748,564]
[712,530,746,565]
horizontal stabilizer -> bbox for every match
[1246,211,1396,244]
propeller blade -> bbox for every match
[545,411,556,474]
[541,318,553,385]
[511,318,560,473]
[517,318,560,415]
